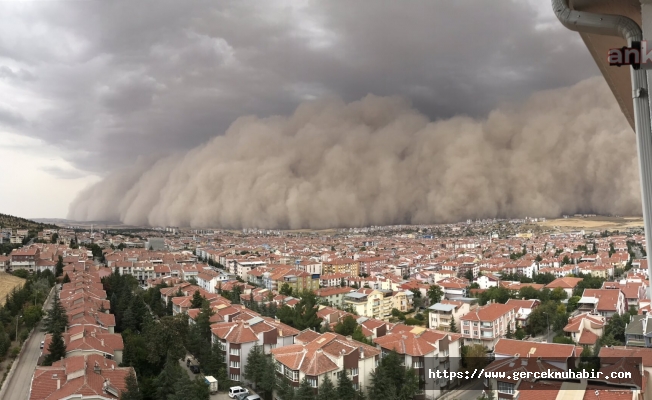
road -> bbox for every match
[1,288,54,400]
[440,379,484,400]
[178,356,242,400]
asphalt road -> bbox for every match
[2,289,53,400]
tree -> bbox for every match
[398,368,419,400]
[244,343,265,389]
[505,325,513,339]
[603,313,626,344]
[43,289,67,335]
[62,274,71,284]
[296,378,314,400]
[276,290,323,331]
[55,255,64,277]
[317,374,337,400]
[43,329,66,366]
[464,270,474,281]
[119,370,142,400]
[280,283,293,296]
[337,370,356,400]
[154,353,183,400]
[334,316,358,336]
[190,290,204,309]
[427,285,444,304]
[368,366,397,400]
[450,316,458,333]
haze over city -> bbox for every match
[0,0,637,228]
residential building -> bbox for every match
[29,354,134,400]
[322,259,360,277]
[577,289,627,318]
[563,313,605,346]
[460,303,517,349]
[428,300,471,331]
[271,331,380,393]
[316,286,353,308]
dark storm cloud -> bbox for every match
[0,0,597,173]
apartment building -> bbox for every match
[563,312,605,346]
[460,303,516,349]
[428,300,471,331]
[10,246,40,271]
[374,325,463,398]
[271,331,380,393]
[211,317,299,382]
[504,299,539,328]
[322,258,360,277]
[316,286,353,308]
[343,289,410,320]
[577,289,627,319]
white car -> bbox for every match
[229,387,249,398]
[40,341,44,349]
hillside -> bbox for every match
[0,213,59,230]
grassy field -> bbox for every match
[0,274,25,306]
[538,216,644,232]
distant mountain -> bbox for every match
[0,213,59,230]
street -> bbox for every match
[178,355,254,400]
[439,379,484,400]
[1,287,54,400]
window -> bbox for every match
[230,361,240,368]
[217,340,225,350]
[464,321,470,326]
[463,330,470,335]
[285,368,299,381]
[275,361,284,374]
[497,381,515,394]
[230,348,240,356]
[353,383,359,390]
[351,367,359,376]
[230,374,240,381]
[308,377,318,388]
[413,361,423,368]
[375,358,380,367]
[474,322,478,326]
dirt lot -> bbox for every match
[538,216,644,232]
[0,274,25,306]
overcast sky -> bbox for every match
[0,0,598,219]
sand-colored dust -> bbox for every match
[538,216,643,232]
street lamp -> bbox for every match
[545,314,550,342]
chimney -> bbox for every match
[346,335,352,341]
[101,338,104,346]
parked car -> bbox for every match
[229,387,249,398]
[245,396,261,400]
[189,365,200,374]
[40,341,44,349]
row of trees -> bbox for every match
[42,289,68,365]
[98,272,209,400]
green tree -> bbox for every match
[337,370,356,400]
[398,368,419,400]
[119,370,142,400]
[276,290,323,331]
[280,283,293,296]
[43,289,68,335]
[334,316,358,336]
[427,285,444,304]
[191,290,204,309]
[368,366,397,400]
[43,329,66,366]
[154,353,183,400]
[55,255,64,277]
[296,378,314,400]
[62,273,71,284]
[450,316,458,333]
[244,343,265,388]
[317,374,336,400]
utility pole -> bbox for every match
[15,315,21,343]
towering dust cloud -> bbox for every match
[68,77,641,229]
